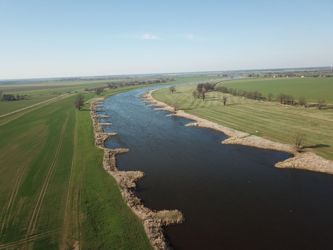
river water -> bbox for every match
[102,87,333,250]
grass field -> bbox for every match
[0,75,218,118]
[0,79,119,92]
[0,84,82,116]
[221,77,333,103]
[153,85,333,160]
[0,88,151,249]
[0,93,60,116]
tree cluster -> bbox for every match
[193,82,217,100]
[245,72,333,78]
[214,85,331,109]
[85,78,175,93]
[95,87,104,95]
[1,93,27,101]
[277,94,295,105]
[85,85,109,93]
[107,78,175,88]
[215,86,265,101]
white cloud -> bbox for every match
[141,33,160,40]
[182,33,209,41]
[184,33,195,40]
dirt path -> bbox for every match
[24,115,69,247]
[0,94,70,118]
[60,111,80,250]
[0,169,24,237]
[0,230,55,249]
[0,145,41,238]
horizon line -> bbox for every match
[0,65,331,82]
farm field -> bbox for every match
[0,82,102,116]
[153,83,333,160]
[221,77,333,103]
[0,79,118,92]
[0,88,151,249]
[0,75,217,117]
[0,93,60,116]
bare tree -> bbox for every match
[222,96,228,106]
[173,104,178,112]
[172,98,180,112]
[298,97,307,106]
[294,132,305,152]
[278,93,295,105]
[192,90,199,99]
[196,84,207,100]
[201,87,207,100]
[95,88,103,95]
[74,94,85,110]
[318,99,326,110]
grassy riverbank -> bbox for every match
[0,88,151,249]
[152,84,333,160]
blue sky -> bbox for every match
[0,0,332,79]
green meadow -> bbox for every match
[221,77,333,103]
[153,80,333,160]
[0,87,151,249]
[0,82,98,116]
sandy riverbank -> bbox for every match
[144,90,333,175]
[90,98,184,250]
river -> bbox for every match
[102,86,333,250]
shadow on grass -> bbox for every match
[303,144,330,149]
[224,103,241,106]
[182,107,194,111]
[205,97,221,101]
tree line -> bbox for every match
[85,78,175,96]
[0,91,27,101]
[192,82,217,101]
[187,83,330,110]
[216,86,329,109]
[215,86,266,101]
[191,83,228,105]
[76,78,175,110]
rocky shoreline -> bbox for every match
[144,90,333,175]
[90,98,184,250]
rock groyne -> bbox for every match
[144,90,333,175]
[90,99,184,250]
